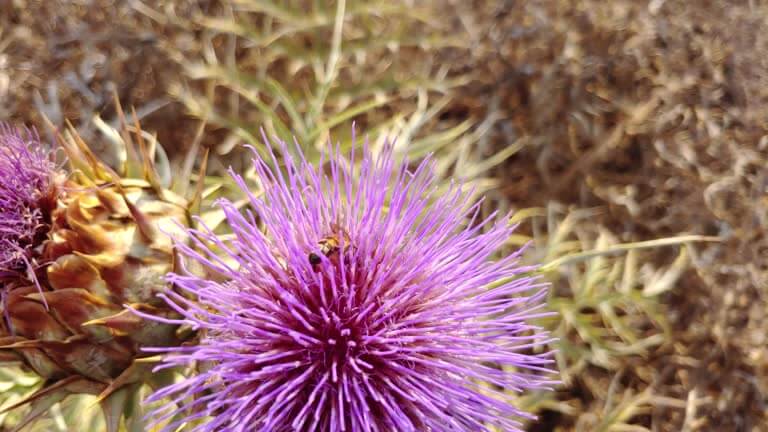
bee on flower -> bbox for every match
[144,134,558,432]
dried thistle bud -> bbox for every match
[0,120,194,432]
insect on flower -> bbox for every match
[142,132,558,432]
[308,222,351,269]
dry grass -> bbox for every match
[0,0,204,156]
[2,0,768,431]
[453,0,768,430]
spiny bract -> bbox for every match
[0,120,192,431]
[145,135,557,432]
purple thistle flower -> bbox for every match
[0,125,56,280]
[145,135,557,432]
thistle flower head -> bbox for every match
[147,136,556,432]
[0,125,56,279]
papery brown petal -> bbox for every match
[84,307,180,347]
[5,287,69,341]
[47,254,111,299]
[0,336,68,379]
[12,337,133,383]
[25,288,121,341]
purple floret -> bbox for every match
[0,125,55,279]
[146,134,557,432]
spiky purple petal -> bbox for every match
[0,125,55,279]
[148,135,557,432]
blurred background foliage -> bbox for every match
[2,0,767,431]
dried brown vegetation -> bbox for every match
[2,0,767,431]
[455,0,768,430]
